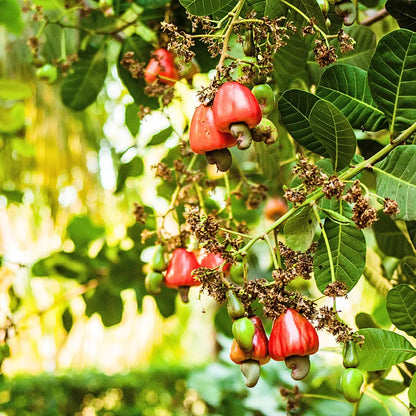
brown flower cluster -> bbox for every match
[383,198,400,216]
[246,184,268,210]
[279,242,315,281]
[280,385,303,414]
[302,18,316,36]
[152,162,173,182]
[284,155,327,205]
[185,208,222,254]
[193,267,228,303]
[316,306,354,343]
[343,180,378,229]
[324,281,349,298]
[338,29,355,54]
[132,203,148,224]
[161,21,195,63]
[120,52,145,79]
[313,39,337,68]
[293,155,327,192]
[322,175,346,200]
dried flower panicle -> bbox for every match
[283,188,306,205]
[120,52,145,79]
[152,162,173,181]
[193,267,228,303]
[322,176,346,200]
[313,39,337,68]
[133,203,147,224]
[338,29,355,54]
[316,306,354,343]
[343,180,378,229]
[161,21,195,63]
[324,281,349,298]
[293,155,327,192]
[302,18,316,36]
[383,198,400,216]
[246,184,268,210]
[280,385,303,413]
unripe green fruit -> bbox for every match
[230,262,245,284]
[343,340,360,368]
[251,84,275,115]
[341,368,364,403]
[226,289,245,320]
[252,118,278,145]
[150,245,167,272]
[232,317,255,352]
[145,271,164,295]
[36,64,58,84]
[243,30,256,57]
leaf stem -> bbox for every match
[263,234,279,269]
[312,204,335,284]
[216,0,246,70]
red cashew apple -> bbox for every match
[144,48,179,86]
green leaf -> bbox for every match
[278,89,329,157]
[374,145,416,221]
[32,251,89,280]
[253,140,282,180]
[386,0,416,32]
[373,212,414,258]
[316,65,388,132]
[355,312,380,329]
[0,0,23,34]
[368,29,416,133]
[0,79,31,100]
[373,379,406,396]
[135,0,169,7]
[117,36,158,108]
[398,256,416,284]
[179,0,235,15]
[273,36,309,91]
[265,0,286,18]
[147,126,173,146]
[309,100,357,172]
[154,286,177,318]
[1,189,24,204]
[115,156,144,193]
[387,284,416,337]
[0,103,25,133]
[410,376,416,406]
[61,46,108,111]
[67,216,105,250]
[357,328,416,371]
[125,103,140,137]
[84,284,123,327]
[320,208,351,225]
[32,0,64,9]
[283,206,317,252]
[314,220,366,293]
[288,0,328,33]
[62,307,74,333]
[407,221,416,247]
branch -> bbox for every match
[361,8,389,26]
